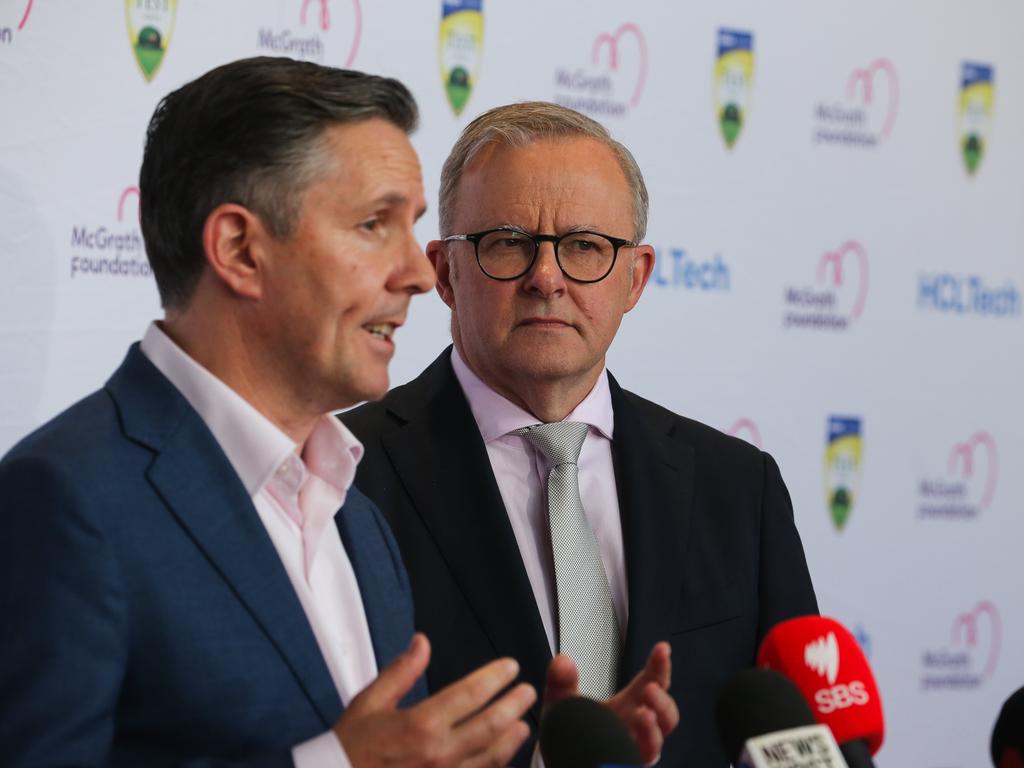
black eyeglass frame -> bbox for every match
[443,227,638,284]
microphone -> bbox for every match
[757,616,884,767]
[539,696,642,768]
[992,685,1024,767]
[715,668,848,767]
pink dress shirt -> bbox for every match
[450,347,629,652]
[141,322,374,768]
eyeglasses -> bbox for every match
[443,227,637,283]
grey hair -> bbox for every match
[437,101,649,241]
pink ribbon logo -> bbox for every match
[948,431,998,510]
[117,186,141,223]
[951,601,1001,678]
[846,58,899,138]
[817,240,869,320]
[299,0,362,66]
[726,418,763,450]
[591,23,648,107]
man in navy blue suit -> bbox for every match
[0,57,536,767]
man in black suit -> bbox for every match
[343,102,817,766]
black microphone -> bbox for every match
[716,668,848,767]
[539,696,642,768]
[991,685,1024,767]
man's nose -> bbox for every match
[521,242,566,296]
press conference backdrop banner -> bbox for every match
[1,2,1021,764]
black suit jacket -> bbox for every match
[343,348,818,767]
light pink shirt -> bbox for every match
[141,322,374,768]
[450,348,629,651]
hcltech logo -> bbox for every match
[824,416,862,531]
[725,418,763,450]
[783,240,869,331]
[650,247,730,292]
[713,28,753,149]
[69,186,151,280]
[921,601,1001,690]
[917,273,1020,318]
[553,22,647,118]
[126,0,177,82]
[0,0,32,45]
[439,0,483,117]
[257,0,362,65]
[958,62,994,175]
[918,431,998,520]
[814,58,898,147]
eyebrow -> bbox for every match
[367,192,428,221]
[489,223,607,234]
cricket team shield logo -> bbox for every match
[713,28,754,148]
[824,416,863,531]
[126,0,177,82]
[439,0,483,116]
[958,62,994,175]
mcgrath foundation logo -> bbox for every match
[918,272,1020,318]
[126,0,177,82]
[553,22,647,118]
[814,58,898,147]
[824,416,862,531]
[958,63,994,175]
[921,601,1001,690]
[713,28,754,148]
[917,431,998,520]
[439,0,483,116]
[257,0,362,65]
[0,0,33,45]
[726,418,763,450]
[650,246,730,292]
[68,186,152,281]
[783,240,869,330]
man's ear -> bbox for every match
[201,203,269,300]
[426,239,457,309]
[624,244,656,313]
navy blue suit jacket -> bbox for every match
[342,349,818,767]
[0,345,424,766]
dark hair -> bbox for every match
[139,56,418,309]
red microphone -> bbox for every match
[757,616,884,764]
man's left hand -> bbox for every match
[542,642,679,765]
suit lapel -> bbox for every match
[108,346,342,726]
[609,375,696,681]
[380,352,552,702]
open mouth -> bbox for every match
[363,322,396,341]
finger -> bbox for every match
[461,720,532,768]
[352,632,431,712]
[542,654,579,712]
[643,682,679,738]
[628,706,663,765]
[421,656,522,725]
[451,682,537,758]
[646,642,672,690]
[608,643,671,711]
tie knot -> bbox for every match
[515,421,589,466]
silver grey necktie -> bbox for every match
[515,421,620,699]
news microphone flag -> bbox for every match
[757,616,884,756]
[716,668,848,768]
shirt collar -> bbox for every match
[139,322,363,498]
[450,346,614,442]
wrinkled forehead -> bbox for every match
[452,136,632,229]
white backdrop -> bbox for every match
[2,2,1022,765]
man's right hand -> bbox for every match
[335,633,536,768]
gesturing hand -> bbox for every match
[336,633,537,768]
[542,642,678,765]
